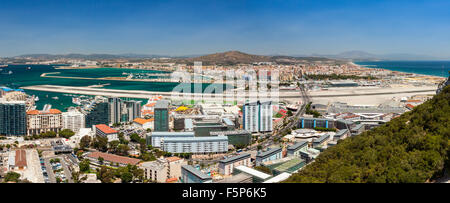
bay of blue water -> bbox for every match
[355,61,450,78]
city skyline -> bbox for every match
[1,0,450,58]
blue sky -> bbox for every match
[1,0,450,57]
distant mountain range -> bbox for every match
[10,50,446,63]
[177,51,343,65]
[16,53,173,60]
[12,51,344,65]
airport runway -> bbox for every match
[20,84,437,102]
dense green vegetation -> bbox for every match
[305,102,321,118]
[285,86,450,183]
[58,129,75,139]
[305,74,377,80]
[3,172,21,183]
[95,164,144,183]
[314,127,337,132]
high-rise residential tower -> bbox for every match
[154,100,169,132]
[243,101,273,133]
[0,100,27,136]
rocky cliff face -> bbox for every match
[437,73,450,94]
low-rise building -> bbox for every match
[216,173,253,183]
[351,124,365,136]
[287,141,308,157]
[7,150,27,171]
[210,130,252,146]
[262,156,306,175]
[162,136,228,154]
[232,165,272,183]
[300,148,321,163]
[133,118,154,130]
[313,134,331,149]
[93,124,118,142]
[184,119,194,131]
[334,129,350,141]
[147,131,195,147]
[86,152,140,167]
[256,147,282,166]
[139,156,186,183]
[298,117,335,129]
[218,153,252,176]
[181,165,212,183]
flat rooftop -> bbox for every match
[182,165,211,180]
[155,100,169,109]
[150,131,195,137]
[235,165,272,180]
[219,153,251,164]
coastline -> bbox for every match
[350,61,447,79]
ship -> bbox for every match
[27,67,32,70]
[1,70,12,75]
[72,97,81,105]
[34,96,39,101]
[52,96,59,100]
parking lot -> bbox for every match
[41,155,74,183]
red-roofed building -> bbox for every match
[133,118,154,130]
[87,152,140,167]
[405,104,415,110]
[14,149,27,170]
[94,124,118,142]
[26,109,62,136]
[166,177,178,183]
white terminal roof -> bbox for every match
[235,165,272,180]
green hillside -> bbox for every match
[285,86,450,183]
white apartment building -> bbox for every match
[161,136,228,154]
[139,157,186,183]
[62,109,85,133]
[243,101,273,133]
[219,153,252,176]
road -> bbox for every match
[269,87,310,144]
[247,87,311,150]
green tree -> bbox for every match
[72,171,87,183]
[79,159,90,172]
[93,136,108,152]
[120,172,133,183]
[117,144,130,156]
[98,157,104,165]
[79,136,91,150]
[287,110,293,117]
[257,145,263,150]
[58,129,75,139]
[97,165,114,183]
[130,133,141,143]
[3,172,21,183]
